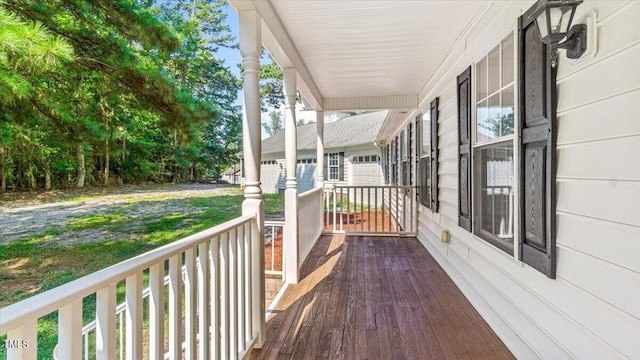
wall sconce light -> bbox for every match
[529,0,587,67]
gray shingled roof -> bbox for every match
[260,110,388,155]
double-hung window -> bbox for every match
[419,112,431,208]
[328,153,340,180]
[473,33,516,254]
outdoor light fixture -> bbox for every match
[529,0,587,67]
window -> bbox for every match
[353,155,379,163]
[297,159,316,164]
[328,153,339,180]
[473,33,515,253]
[419,97,438,210]
[324,152,344,181]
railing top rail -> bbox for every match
[298,187,323,199]
[264,220,286,226]
[328,185,416,189]
[0,214,256,334]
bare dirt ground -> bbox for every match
[0,183,240,246]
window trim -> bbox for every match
[327,152,340,181]
[471,30,520,259]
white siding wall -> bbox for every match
[259,146,382,193]
[261,162,281,194]
[387,1,640,359]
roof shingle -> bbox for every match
[261,110,388,154]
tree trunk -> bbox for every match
[76,143,86,188]
[104,134,110,186]
[0,145,6,193]
[45,160,51,190]
[172,130,179,184]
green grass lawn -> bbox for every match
[0,189,284,358]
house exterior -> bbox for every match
[244,111,389,194]
[2,1,638,359]
[227,0,639,358]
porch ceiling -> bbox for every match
[230,0,487,111]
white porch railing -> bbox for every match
[325,185,416,236]
[0,215,265,360]
[297,187,324,265]
[264,220,284,277]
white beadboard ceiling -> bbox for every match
[230,0,487,110]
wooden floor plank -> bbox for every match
[250,235,514,360]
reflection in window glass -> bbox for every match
[477,57,487,101]
[476,33,515,144]
[422,112,430,156]
[488,46,500,95]
[502,35,514,86]
[475,143,514,253]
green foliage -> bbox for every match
[0,0,242,192]
[258,55,284,111]
[479,112,514,138]
[263,110,283,136]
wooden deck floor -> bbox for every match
[250,235,513,360]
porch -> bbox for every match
[252,234,513,359]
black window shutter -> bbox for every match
[415,115,421,199]
[408,122,413,187]
[457,67,472,232]
[323,153,328,180]
[518,10,557,278]
[338,152,345,181]
[430,97,440,212]
[419,157,430,208]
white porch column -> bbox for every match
[316,111,324,189]
[283,67,300,284]
[239,9,265,348]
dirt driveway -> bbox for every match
[0,183,241,246]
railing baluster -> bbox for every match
[198,242,211,360]
[168,255,183,360]
[368,187,371,233]
[220,231,230,359]
[271,225,275,272]
[210,236,221,360]
[118,312,123,360]
[84,331,88,360]
[251,219,266,348]
[333,188,337,232]
[341,187,344,232]
[360,187,364,232]
[58,299,83,360]
[244,222,252,345]
[375,186,378,232]
[125,273,142,360]
[237,223,246,351]
[340,188,355,230]
[96,283,117,360]
[229,228,238,358]
[388,187,392,232]
[148,264,164,360]
[6,320,37,360]
[184,247,197,360]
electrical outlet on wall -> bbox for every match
[441,230,451,244]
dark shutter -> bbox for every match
[457,67,472,232]
[408,122,413,187]
[430,97,440,212]
[415,115,422,200]
[323,153,328,180]
[338,152,344,181]
[518,9,557,278]
[419,157,430,208]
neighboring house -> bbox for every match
[220,163,241,184]
[241,110,390,194]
